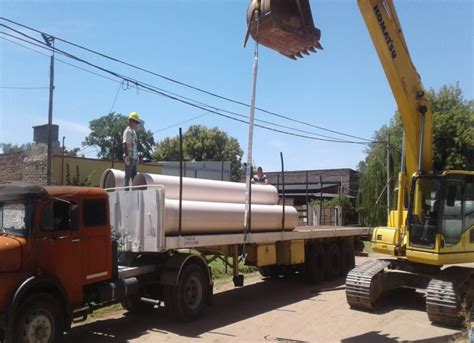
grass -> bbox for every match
[363,240,372,253]
[207,256,258,286]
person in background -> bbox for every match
[252,166,268,185]
[123,112,141,188]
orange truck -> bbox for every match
[0,183,367,342]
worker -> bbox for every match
[123,112,141,188]
[252,166,268,185]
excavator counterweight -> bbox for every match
[246,0,323,59]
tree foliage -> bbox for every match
[153,125,244,181]
[63,147,82,157]
[83,112,155,161]
[0,143,32,154]
[430,84,474,171]
[357,84,473,226]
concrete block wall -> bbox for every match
[0,152,23,182]
[22,144,48,185]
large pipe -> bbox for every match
[132,172,278,205]
[100,169,125,189]
[164,199,298,235]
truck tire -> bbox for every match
[121,295,155,314]
[304,243,327,284]
[258,266,281,278]
[9,292,64,343]
[326,243,342,280]
[164,263,209,321]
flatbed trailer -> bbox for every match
[165,226,370,250]
[0,184,369,342]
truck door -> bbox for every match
[80,198,112,284]
[38,198,83,305]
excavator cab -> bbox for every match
[245,0,323,59]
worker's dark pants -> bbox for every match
[124,158,138,189]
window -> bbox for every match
[40,200,78,232]
[441,180,463,245]
[83,199,107,227]
[465,180,474,237]
[409,177,441,248]
[0,202,33,237]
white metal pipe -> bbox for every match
[164,199,298,235]
[100,169,125,189]
[131,172,278,204]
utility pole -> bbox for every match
[42,34,55,185]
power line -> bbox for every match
[0,17,373,142]
[1,27,376,145]
[0,86,48,89]
[153,111,212,133]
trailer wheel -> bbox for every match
[165,263,209,321]
[326,243,342,280]
[10,292,64,343]
[258,266,281,278]
[121,295,155,314]
[304,243,327,284]
[340,240,355,276]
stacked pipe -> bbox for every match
[101,169,298,235]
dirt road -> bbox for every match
[66,255,464,342]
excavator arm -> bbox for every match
[247,0,434,234]
[358,0,433,183]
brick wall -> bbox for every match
[0,145,48,186]
[0,152,23,182]
[22,144,48,185]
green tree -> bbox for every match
[0,143,32,153]
[83,112,155,161]
[430,84,474,171]
[63,147,82,157]
[154,125,244,181]
[357,84,473,226]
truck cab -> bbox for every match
[0,183,112,342]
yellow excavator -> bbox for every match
[246,0,474,327]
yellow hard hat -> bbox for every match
[128,112,140,123]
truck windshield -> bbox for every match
[408,177,441,248]
[0,202,34,237]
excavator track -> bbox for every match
[426,266,472,327]
[345,259,393,310]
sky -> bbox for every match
[1,0,472,173]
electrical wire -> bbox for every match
[0,86,48,89]
[1,27,378,145]
[1,17,373,142]
[153,111,212,133]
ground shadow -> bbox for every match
[66,276,345,342]
[341,331,456,343]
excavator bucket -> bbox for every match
[245,0,323,59]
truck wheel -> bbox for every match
[10,293,64,343]
[326,243,342,280]
[165,263,209,321]
[340,240,355,276]
[121,295,155,314]
[304,243,326,284]
[258,266,281,278]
